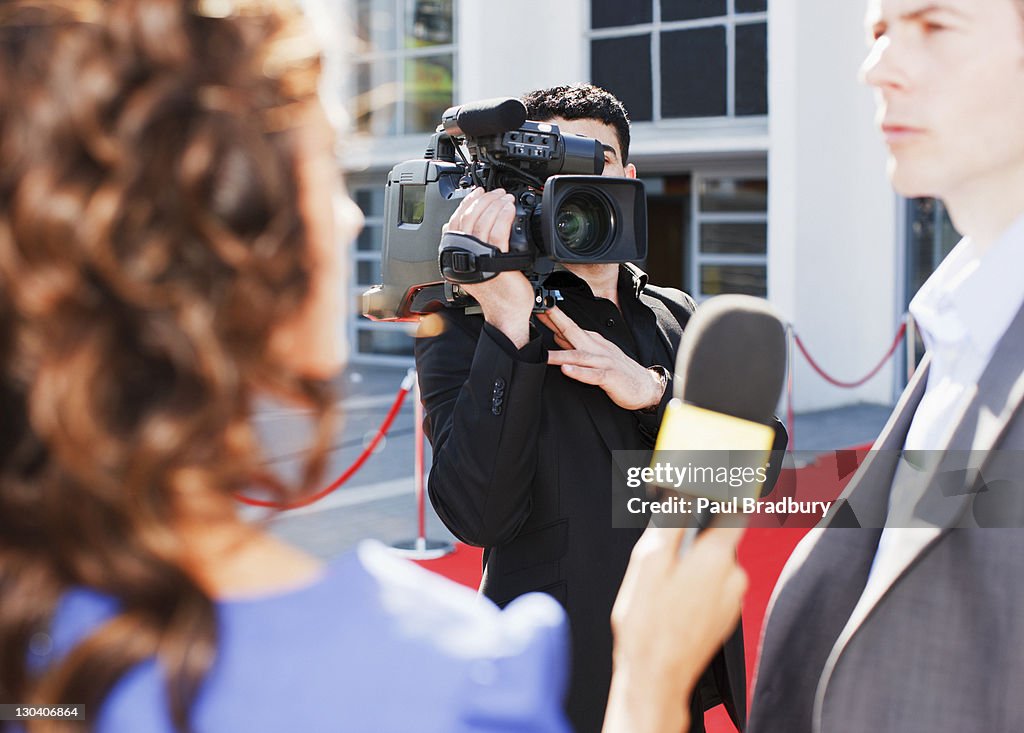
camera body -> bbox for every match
[362,98,647,321]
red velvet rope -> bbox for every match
[785,319,909,451]
[236,375,413,510]
[794,322,907,389]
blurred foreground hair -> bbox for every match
[0,1,333,730]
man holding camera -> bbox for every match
[416,84,746,733]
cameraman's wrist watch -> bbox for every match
[639,365,671,413]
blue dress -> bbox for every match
[39,541,571,732]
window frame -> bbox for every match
[349,0,459,139]
[585,0,768,124]
[688,165,769,300]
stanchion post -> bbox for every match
[414,372,426,551]
[392,367,454,560]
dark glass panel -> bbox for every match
[591,35,653,122]
[699,223,767,255]
[736,0,767,12]
[358,328,415,356]
[735,22,768,116]
[700,264,766,296]
[591,0,652,29]
[699,177,768,212]
[661,0,726,22]
[357,227,382,252]
[660,27,726,118]
[355,188,386,217]
[357,259,382,286]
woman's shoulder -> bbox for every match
[48,539,570,667]
[340,540,571,732]
[45,541,571,732]
[350,540,567,656]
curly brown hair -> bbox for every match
[0,1,335,730]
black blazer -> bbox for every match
[416,273,757,733]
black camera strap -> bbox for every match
[438,232,533,284]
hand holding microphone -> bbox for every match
[604,525,748,733]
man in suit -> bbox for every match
[416,84,750,733]
[748,1,1024,731]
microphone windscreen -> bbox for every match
[675,294,787,425]
[442,97,528,138]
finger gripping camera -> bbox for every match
[361,97,647,321]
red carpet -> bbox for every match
[413,446,869,732]
[412,541,484,589]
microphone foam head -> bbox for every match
[444,97,528,138]
[675,294,787,425]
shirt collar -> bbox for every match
[544,263,649,301]
[910,211,1024,360]
[621,262,650,299]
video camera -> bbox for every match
[361,97,647,321]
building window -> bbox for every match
[691,173,767,298]
[641,170,767,298]
[352,186,415,361]
[351,0,456,137]
[588,0,767,123]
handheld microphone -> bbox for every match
[441,97,528,138]
[649,295,787,548]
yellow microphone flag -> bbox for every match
[651,398,776,502]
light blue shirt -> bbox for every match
[40,541,571,733]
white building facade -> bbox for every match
[340,0,960,412]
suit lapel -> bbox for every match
[892,302,1024,531]
[820,353,932,529]
[812,304,1024,732]
[961,301,1024,455]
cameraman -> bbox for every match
[416,84,749,733]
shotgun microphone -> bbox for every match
[441,97,528,138]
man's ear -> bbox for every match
[625,163,637,179]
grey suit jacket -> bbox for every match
[747,303,1024,733]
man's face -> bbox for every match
[862,0,1024,199]
[547,116,637,179]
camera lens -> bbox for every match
[554,190,613,257]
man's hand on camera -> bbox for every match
[537,307,667,411]
[446,187,535,348]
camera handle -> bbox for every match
[440,232,564,313]
[438,231,533,284]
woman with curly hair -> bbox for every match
[0,1,747,731]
